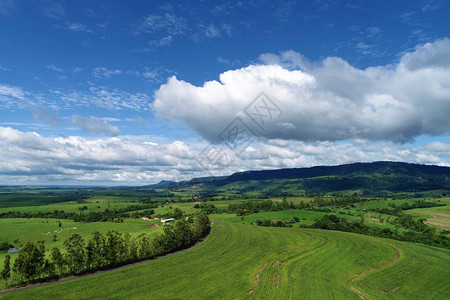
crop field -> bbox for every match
[2,222,448,300]
[407,202,450,231]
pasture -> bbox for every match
[0,218,162,289]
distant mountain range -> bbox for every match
[153,161,450,197]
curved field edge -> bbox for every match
[2,224,449,300]
[349,245,400,300]
[353,241,450,300]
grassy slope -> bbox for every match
[2,223,449,300]
[355,241,450,300]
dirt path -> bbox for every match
[0,232,210,296]
[247,262,268,299]
[348,244,401,300]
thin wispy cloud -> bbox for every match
[56,22,93,33]
[32,107,61,126]
[42,2,65,19]
[148,35,173,46]
[421,0,443,11]
[46,65,63,72]
[92,67,122,78]
[138,13,188,36]
[71,115,121,136]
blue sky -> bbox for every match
[0,0,449,185]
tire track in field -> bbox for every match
[348,244,401,300]
[248,262,268,298]
[248,233,329,299]
[274,232,315,258]
[247,233,315,299]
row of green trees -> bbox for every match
[228,199,295,215]
[1,214,210,287]
[371,200,444,215]
[0,204,156,222]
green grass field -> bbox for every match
[0,218,162,289]
[2,222,448,299]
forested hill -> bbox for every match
[224,161,450,182]
[157,161,450,196]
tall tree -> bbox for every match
[194,214,210,239]
[51,247,65,276]
[105,230,124,266]
[64,234,86,274]
[13,241,45,281]
[137,233,153,259]
[86,231,106,270]
[1,254,11,283]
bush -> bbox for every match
[0,241,13,251]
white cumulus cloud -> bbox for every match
[0,126,448,185]
[153,38,450,143]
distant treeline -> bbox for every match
[369,200,445,215]
[309,214,449,249]
[0,204,156,222]
[1,214,210,287]
[0,193,90,208]
[196,198,444,218]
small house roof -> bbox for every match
[161,218,175,223]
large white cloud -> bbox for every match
[0,126,448,185]
[153,38,450,143]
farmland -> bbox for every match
[1,223,449,299]
[0,162,449,298]
[0,218,162,289]
[406,199,450,231]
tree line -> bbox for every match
[0,204,156,222]
[369,200,444,215]
[228,199,295,215]
[1,214,210,287]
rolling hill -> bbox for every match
[2,222,448,299]
[155,161,450,197]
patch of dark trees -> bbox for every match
[1,214,210,288]
[0,241,14,251]
[369,200,445,215]
[227,200,295,216]
[255,217,299,228]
